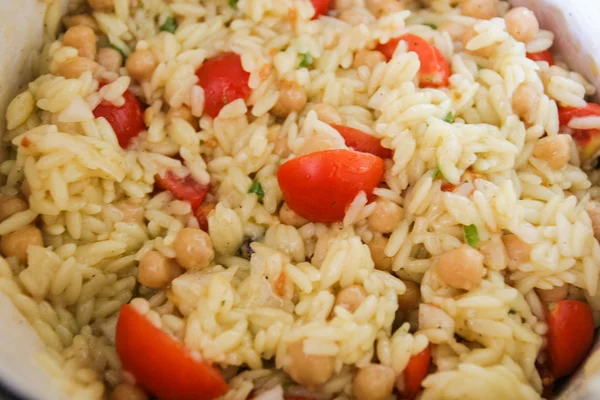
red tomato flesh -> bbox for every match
[558,103,600,157]
[195,53,251,118]
[195,204,216,231]
[559,103,600,128]
[546,300,594,379]
[330,124,393,158]
[277,149,384,223]
[377,34,450,88]
[116,305,228,400]
[93,88,145,148]
[309,0,331,18]
[526,50,555,66]
[396,346,431,400]
[155,172,209,210]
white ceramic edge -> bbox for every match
[0,1,599,399]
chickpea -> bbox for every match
[397,280,420,310]
[296,135,337,156]
[109,383,148,400]
[59,57,98,79]
[353,50,386,70]
[137,251,182,289]
[272,81,307,118]
[87,0,114,11]
[536,284,569,304]
[96,47,123,73]
[502,234,530,270]
[460,0,498,20]
[436,244,485,290]
[533,134,571,170]
[126,49,158,82]
[461,26,494,57]
[440,21,467,41]
[64,15,100,34]
[63,25,97,60]
[505,7,539,43]
[115,201,145,224]
[173,227,214,270]
[587,201,600,240]
[368,233,392,271]
[353,364,395,400]
[512,82,540,124]
[0,196,28,222]
[367,199,404,234]
[339,9,371,25]
[312,103,342,124]
[285,340,334,387]
[0,225,43,264]
[335,285,367,313]
[366,0,403,17]
[279,203,308,228]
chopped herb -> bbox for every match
[159,16,177,33]
[248,180,265,200]
[443,111,454,123]
[298,52,314,68]
[509,309,517,315]
[477,64,484,70]
[109,44,128,62]
[432,167,442,179]
[221,300,226,305]
[228,0,239,9]
[464,224,480,247]
[423,22,438,30]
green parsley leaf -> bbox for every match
[443,112,454,123]
[248,180,265,200]
[159,16,177,33]
[423,22,438,30]
[432,167,442,179]
[477,64,484,70]
[298,52,314,68]
[109,44,128,62]
[228,0,239,10]
[464,224,480,247]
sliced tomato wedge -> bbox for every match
[396,346,431,400]
[277,149,384,223]
[546,300,594,379]
[309,0,331,18]
[155,172,209,210]
[558,103,600,159]
[195,204,215,231]
[377,34,450,88]
[526,50,555,66]
[116,305,228,400]
[330,124,393,158]
[93,87,145,148]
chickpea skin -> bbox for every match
[63,25,97,60]
[533,134,571,170]
[502,234,530,270]
[436,244,485,290]
[279,203,308,228]
[353,50,386,70]
[353,364,396,400]
[285,340,335,387]
[272,81,307,118]
[0,225,43,264]
[335,285,367,313]
[59,57,98,79]
[512,82,541,124]
[138,251,182,289]
[173,227,214,270]
[368,233,393,271]
[126,49,158,82]
[367,199,404,234]
[87,0,114,11]
[505,7,539,43]
[397,280,420,310]
[0,196,28,222]
[96,47,123,73]
[460,0,498,20]
[109,383,148,400]
[536,284,569,304]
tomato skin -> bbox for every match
[330,124,393,158]
[93,89,145,148]
[396,346,431,400]
[195,53,251,118]
[116,305,228,400]
[546,300,594,379]
[155,172,209,210]
[558,103,600,157]
[309,0,331,18]
[526,50,555,66]
[195,204,215,231]
[558,103,600,127]
[277,149,384,223]
[377,34,450,88]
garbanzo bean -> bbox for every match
[96,47,123,73]
[397,280,420,310]
[109,383,148,400]
[368,233,393,271]
[512,82,540,124]
[353,50,386,70]
[436,244,485,290]
[296,135,337,156]
[335,285,367,313]
[59,57,98,79]
[0,196,28,223]
[167,105,198,129]
[353,364,396,400]
[460,0,498,20]
[138,251,182,289]
[366,0,404,17]
[126,49,158,82]
[536,284,569,303]
[279,203,309,228]
[64,14,100,34]
[440,21,467,41]
[63,25,97,60]
[173,227,214,270]
[504,7,539,43]
[461,26,494,57]
[285,340,334,387]
[312,103,343,124]
[367,199,404,234]
[502,234,530,270]
[0,225,43,264]
[115,201,145,224]
[532,134,571,170]
[272,81,307,118]
[339,9,371,25]
[88,0,114,11]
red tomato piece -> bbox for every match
[309,0,331,18]
[93,88,145,148]
[277,149,384,223]
[558,103,600,157]
[526,50,555,66]
[396,346,431,400]
[558,103,600,127]
[377,34,450,88]
[155,172,209,210]
[330,124,393,158]
[546,300,594,379]
[116,305,228,400]
[195,204,215,231]
[195,53,251,118]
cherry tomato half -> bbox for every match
[526,50,555,66]
[309,0,331,18]
[558,103,600,158]
[155,172,210,210]
[93,88,145,148]
[396,346,431,400]
[330,124,393,158]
